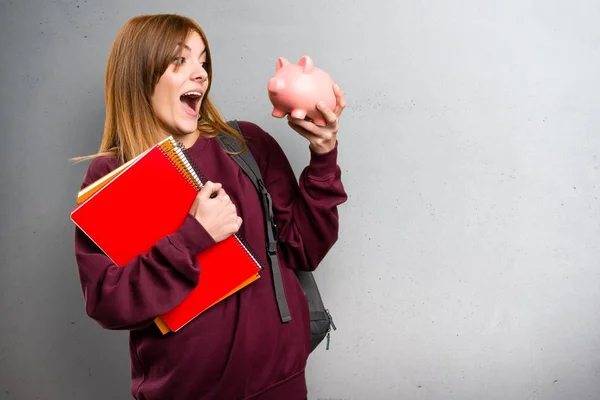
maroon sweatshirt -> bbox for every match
[73,121,348,400]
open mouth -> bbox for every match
[180,91,202,115]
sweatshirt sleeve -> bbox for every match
[73,156,217,331]
[243,122,348,272]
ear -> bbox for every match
[276,57,290,71]
[297,56,314,74]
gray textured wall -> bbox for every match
[1,0,600,399]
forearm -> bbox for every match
[273,143,348,271]
[74,215,215,330]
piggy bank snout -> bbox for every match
[268,77,284,93]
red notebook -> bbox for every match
[70,136,262,334]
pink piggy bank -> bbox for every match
[267,56,336,127]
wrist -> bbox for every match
[170,214,217,255]
[309,138,337,154]
[307,140,340,179]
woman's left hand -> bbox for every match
[287,83,346,154]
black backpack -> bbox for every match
[216,120,337,352]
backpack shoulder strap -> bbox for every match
[217,120,292,323]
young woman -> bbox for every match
[73,13,347,400]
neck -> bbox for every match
[172,129,200,149]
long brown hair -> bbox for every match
[72,14,245,164]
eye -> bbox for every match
[171,56,186,65]
[201,61,209,70]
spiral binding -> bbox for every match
[158,136,265,271]
[177,141,208,187]
[174,144,204,185]
[233,232,265,270]
[157,138,203,191]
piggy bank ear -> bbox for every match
[297,56,314,74]
[276,57,290,71]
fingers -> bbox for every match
[199,182,237,210]
[289,92,342,134]
[287,115,315,133]
[200,181,222,200]
[288,114,335,141]
[287,119,304,135]
[316,101,338,126]
[332,83,346,116]
[226,196,236,214]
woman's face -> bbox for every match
[151,30,209,136]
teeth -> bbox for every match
[182,91,202,97]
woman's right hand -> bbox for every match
[189,181,242,242]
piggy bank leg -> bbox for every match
[290,109,307,120]
[272,108,287,118]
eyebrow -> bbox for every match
[177,42,207,56]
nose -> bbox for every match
[191,63,208,82]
